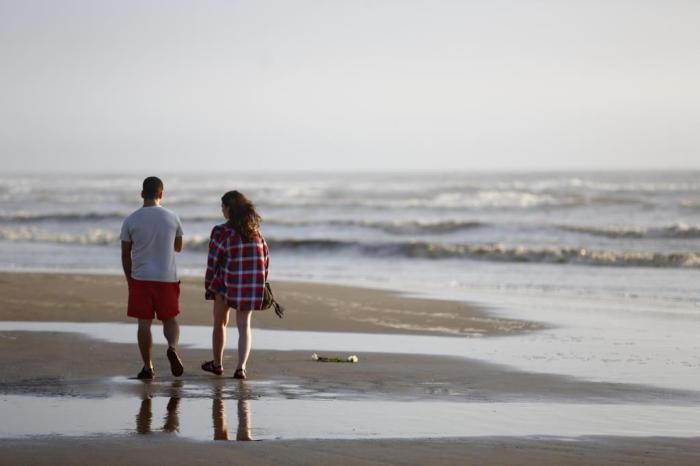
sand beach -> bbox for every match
[1,271,700,465]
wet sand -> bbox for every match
[3,436,700,466]
[1,271,699,465]
[2,331,698,404]
[0,272,536,336]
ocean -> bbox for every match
[1,171,700,390]
[1,171,698,299]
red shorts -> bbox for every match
[127,278,180,321]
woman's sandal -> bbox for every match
[233,368,246,380]
[201,360,223,376]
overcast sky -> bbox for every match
[1,0,698,172]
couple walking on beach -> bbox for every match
[120,176,269,381]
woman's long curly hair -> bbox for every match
[222,190,261,242]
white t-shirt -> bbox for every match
[120,205,183,282]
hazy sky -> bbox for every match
[1,0,698,172]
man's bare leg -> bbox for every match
[162,317,180,348]
[163,317,183,376]
[137,318,153,369]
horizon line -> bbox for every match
[3,167,700,176]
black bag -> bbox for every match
[261,282,285,318]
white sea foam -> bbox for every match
[0,227,118,245]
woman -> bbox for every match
[202,190,269,380]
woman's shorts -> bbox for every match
[127,278,180,320]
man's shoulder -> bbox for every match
[124,206,180,224]
[138,206,180,219]
[122,208,143,224]
[158,206,180,216]
[155,206,182,224]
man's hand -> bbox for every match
[174,236,183,253]
[121,241,132,280]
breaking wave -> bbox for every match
[2,227,699,269]
[0,212,225,223]
[0,212,127,222]
[0,227,118,245]
[184,237,700,269]
[557,223,700,239]
[265,219,485,235]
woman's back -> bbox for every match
[206,223,269,311]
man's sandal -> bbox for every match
[137,366,155,380]
[233,368,246,380]
[201,360,223,376]
[167,347,184,377]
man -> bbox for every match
[121,176,184,379]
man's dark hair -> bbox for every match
[142,176,164,199]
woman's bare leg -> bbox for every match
[212,295,229,367]
[235,309,253,371]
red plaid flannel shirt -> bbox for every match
[205,223,269,311]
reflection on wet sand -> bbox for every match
[212,384,228,440]
[236,382,252,441]
[135,380,253,441]
[236,398,252,441]
[163,397,181,433]
[212,381,253,441]
[136,381,182,435]
[135,398,152,435]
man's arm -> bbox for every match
[174,236,183,252]
[121,241,132,280]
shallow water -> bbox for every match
[3,388,700,440]
[1,321,699,392]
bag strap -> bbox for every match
[273,300,285,318]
